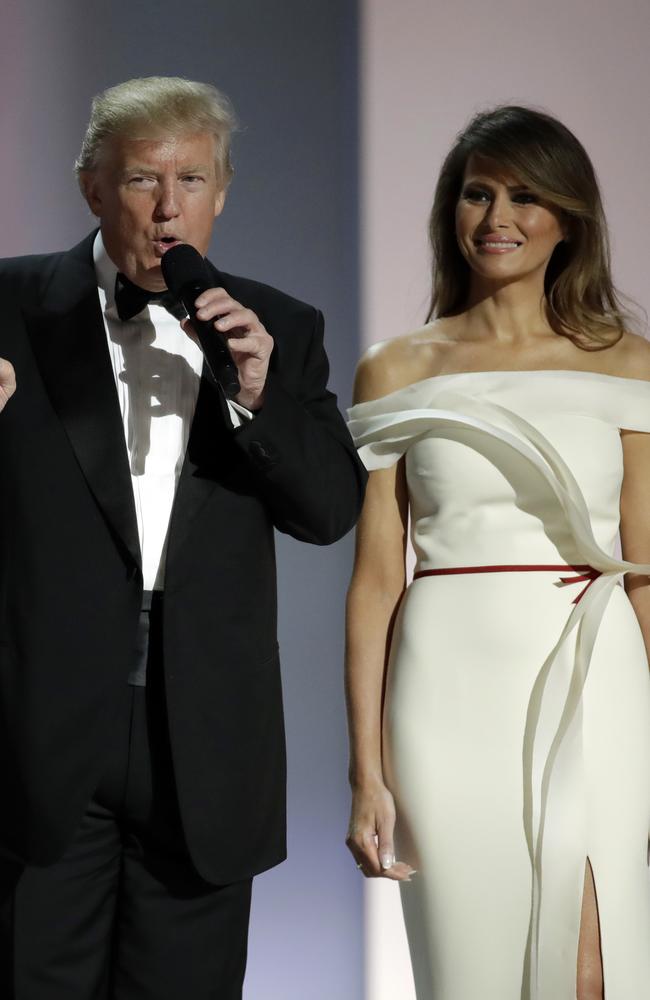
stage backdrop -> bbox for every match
[3,0,650,997]
[360,0,650,996]
[1,2,362,998]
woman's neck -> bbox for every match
[462,276,552,343]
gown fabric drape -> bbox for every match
[348,370,650,1000]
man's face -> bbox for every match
[80,132,225,290]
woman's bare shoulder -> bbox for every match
[605,331,650,382]
[354,321,458,403]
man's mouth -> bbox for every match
[152,235,183,256]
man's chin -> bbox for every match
[132,261,166,293]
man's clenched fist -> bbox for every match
[0,358,16,413]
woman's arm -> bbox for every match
[344,350,415,881]
[620,428,650,660]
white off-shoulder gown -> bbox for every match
[348,371,650,1000]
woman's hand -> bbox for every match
[346,779,416,881]
[0,357,16,413]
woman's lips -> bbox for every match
[474,239,522,254]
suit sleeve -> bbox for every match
[232,308,368,544]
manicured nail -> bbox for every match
[380,853,395,870]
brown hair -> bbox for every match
[428,105,633,348]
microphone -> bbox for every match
[161,244,241,399]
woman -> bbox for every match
[345,105,650,1000]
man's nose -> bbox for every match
[154,182,180,221]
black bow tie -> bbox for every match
[114,273,186,321]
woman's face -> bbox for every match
[455,154,567,290]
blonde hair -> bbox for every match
[428,105,633,348]
[75,76,237,188]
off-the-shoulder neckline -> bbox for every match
[354,368,650,405]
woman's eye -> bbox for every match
[513,192,538,205]
[462,187,489,203]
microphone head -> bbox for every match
[160,243,211,296]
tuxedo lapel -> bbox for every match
[166,369,230,566]
[166,258,271,568]
[25,233,141,571]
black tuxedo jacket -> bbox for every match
[0,232,366,884]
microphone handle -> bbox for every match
[180,280,241,400]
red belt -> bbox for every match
[413,564,601,604]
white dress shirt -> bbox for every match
[93,232,250,590]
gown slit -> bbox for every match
[577,858,605,1000]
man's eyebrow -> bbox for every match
[122,165,157,176]
[177,164,211,173]
[121,164,211,176]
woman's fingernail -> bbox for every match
[380,853,395,869]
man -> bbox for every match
[0,76,366,999]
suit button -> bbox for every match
[249,440,278,469]
[250,441,268,460]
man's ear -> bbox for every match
[78,171,102,217]
[214,188,226,219]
